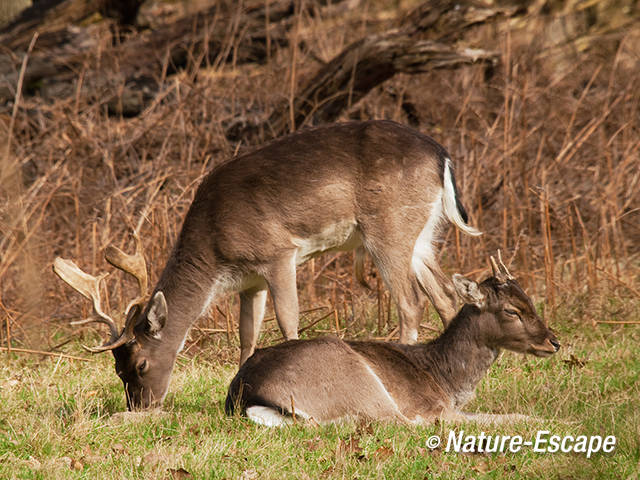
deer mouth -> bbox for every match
[529,338,560,357]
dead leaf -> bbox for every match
[168,467,192,479]
[471,459,491,474]
[305,436,323,452]
[70,458,83,471]
[336,437,362,457]
[563,354,586,368]
[374,445,394,460]
[355,420,374,435]
[111,443,125,454]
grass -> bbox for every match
[1,308,639,479]
[1,1,639,479]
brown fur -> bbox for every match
[226,274,559,425]
[105,120,479,409]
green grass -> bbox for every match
[1,312,639,479]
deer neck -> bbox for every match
[424,306,499,408]
[153,254,220,352]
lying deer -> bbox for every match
[53,120,480,409]
[226,254,560,426]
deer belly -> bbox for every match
[293,220,361,265]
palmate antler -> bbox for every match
[104,233,148,314]
[53,234,148,353]
[489,249,515,283]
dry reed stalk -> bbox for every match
[297,309,334,336]
[2,300,12,352]
[1,33,39,350]
[384,326,398,342]
[2,3,639,350]
[543,183,555,310]
[386,292,391,329]
[574,204,597,291]
[0,346,93,361]
[263,305,328,324]
[595,266,640,298]
[226,299,233,345]
[596,321,640,325]
[308,258,316,303]
[566,205,579,291]
[288,0,302,133]
[264,0,272,66]
[501,30,512,254]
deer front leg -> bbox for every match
[395,279,428,344]
[239,285,268,365]
[264,253,300,342]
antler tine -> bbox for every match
[496,249,515,280]
[104,233,148,298]
[52,258,120,340]
[489,255,504,283]
[83,304,140,353]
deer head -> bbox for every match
[452,251,559,357]
[53,234,172,410]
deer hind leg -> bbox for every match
[408,198,458,328]
[413,255,458,327]
[263,252,299,341]
[395,275,428,344]
[364,243,428,344]
[239,285,268,365]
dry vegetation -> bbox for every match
[0,0,638,353]
[1,1,639,478]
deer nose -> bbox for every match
[549,339,560,351]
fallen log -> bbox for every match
[231,35,498,141]
[0,0,144,50]
[0,0,347,115]
[227,0,520,141]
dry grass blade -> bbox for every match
[0,1,638,353]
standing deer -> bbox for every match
[54,120,480,410]
[226,254,560,426]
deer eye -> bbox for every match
[504,308,521,319]
[137,359,148,375]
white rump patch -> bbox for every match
[411,193,443,280]
[246,406,291,427]
[246,405,310,427]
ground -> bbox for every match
[1,307,638,479]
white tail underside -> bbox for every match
[442,158,482,237]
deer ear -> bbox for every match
[452,274,486,308]
[146,291,167,338]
